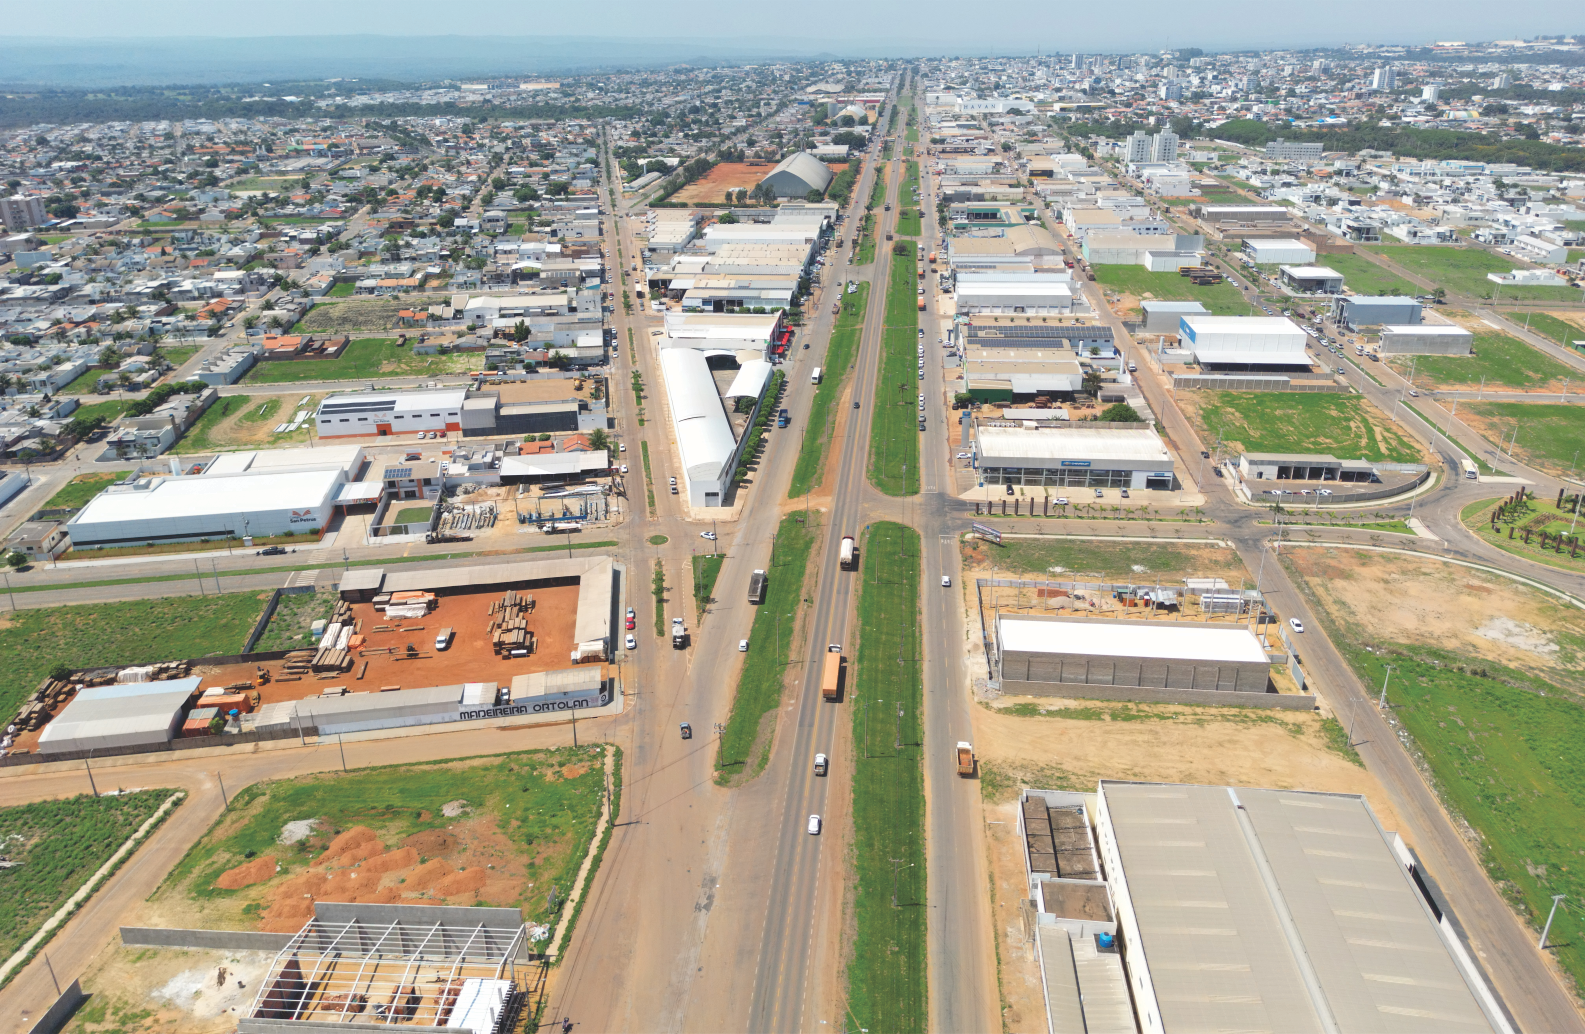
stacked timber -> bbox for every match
[488,591,535,654]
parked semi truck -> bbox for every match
[956,742,975,776]
[839,535,857,570]
[748,569,767,604]
[822,650,843,701]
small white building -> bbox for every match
[315,388,469,439]
[1179,316,1309,367]
[1242,238,1316,265]
[1379,325,1474,355]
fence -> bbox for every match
[241,585,318,655]
[28,979,86,1034]
[0,723,308,768]
[120,927,296,951]
[1170,374,1349,393]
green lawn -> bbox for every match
[1092,265,1250,315]
[326,282,356,298]
[0,592,264,720]
[70,399,131,425]
[848,521,925,1032]
[158,344,201,370]
[1460,496,1585,572]
[171,393,252,454]
[391,505,433,525]
[1191,391,1422,463]
[961,537,1245,583]
[1386,332,1578,392]
[715,512,820,782]
[243,338,468,384]
[43,470,130,511]
[1317,252,1420,297]
[868,242,921,496]
[895,161,922,237]
[155,748,611,938]
[1501,311,1585,349]
[0,791,176,978]
[1463,402,1585,476]
[252,588,339,653]
[57,368,108,395]
[789,283,869,498]
[1365,245,1583,301]
[691,552,725,621]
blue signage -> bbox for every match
[1060,460,1091,468]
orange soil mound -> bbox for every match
[404,829,456,856]
[433,867,487,897]
[334,840,387,867]
[403,858,456,893]
[214,855,276,890]
[360,847,419,874]
[317,826,378,862]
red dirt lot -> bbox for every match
[670,161,847,204]
[192,583,589,706]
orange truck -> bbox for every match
[821,650,843,701]
[956,742,975,776]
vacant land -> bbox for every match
[151,749,611,937]
[1093,265,1249,316]
[1285,545,1585,989]
[789,283,869,498]
[57,368,108,396]
[44,470,130,512]
[1366,245,1582,301]
[1461,402,1585,477]
[848,521,925,1032]
[0,791,176,974]
[716,512,820,782]
[252,589,339,653]
[244,338,472,385]
[1386,332,1577,392]
[1179,390,1423,463]
[226,176,300,192]
[293,298,408,334]
[668,161,779,204]
[1318,252,1420,297]
[71,399,132,425]
[961,537,1246,584]
[868,241,921,496]
[1500,311,1585,349]
[0,593,265,719]
[170,394,255,454]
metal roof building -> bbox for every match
[997,617,1270,694]
[1093,781,1507,1033]
[976,425,1175,491]
[1179,315,1310,367]
[758,151,836,198]
[67,468,346,548]
[37,677,199,755]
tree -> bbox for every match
[6,551,26,570]
[1096,402,1143,423]
[805,189,824,202]
[512,319,530,342]
[1082,370,1104,396]
[953,392,976,409]
[588,428,610,452]
[717,210,738,223]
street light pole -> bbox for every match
[1377,664,1395,708]
[1540,894,1567,950]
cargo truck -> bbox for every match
[917,297,926,311]
[821,651,843,701]
[811,366,822,385]
[748,569,767,604]
[956,742,975,776]
[839,535,857,569]
[671,617,686,649]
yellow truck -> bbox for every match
[821,650,843,701]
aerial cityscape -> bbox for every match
[3,8,1585,1033]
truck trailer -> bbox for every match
[748,569,767,604]
[956,742,975,776]
[839,535,857,570]
[821,651,843,701]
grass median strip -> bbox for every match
[847,520,925,1031]
[692,552,725,621]
[788,283,870,499]
[715,511,820,784]
[640,440,656,516]
[652,559,666,637]
[868,240,921,496]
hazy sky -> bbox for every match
[6,0,1581,53]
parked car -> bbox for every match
[625,633,637,650]
[1094,488,1104,498]
[625,615,635,630]
[738,639,749,652]
[700,531,717,541]
[1005,484,1015,495]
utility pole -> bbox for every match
[895,700,904,750]
[218,771,229,810]
[890,858,913,908]
[338,733,348,772]
[1540,894,1567,950]
[1377,665,1395,708]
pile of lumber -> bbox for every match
[488,591,535,655]
[281,650,317,677]
[375,591,436,620]
[311,621,357,673]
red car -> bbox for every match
[625,616,636,630]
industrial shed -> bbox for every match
[996,617,1270,693]
[1379,324,1474,355]
[37,677,199,756]
[759,151,836,198]
[295,684,467,737]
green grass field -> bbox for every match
[1463,402,1585,476]
[326,282,356,298]
[961,537,1246,583]
[391,505,433,525]
[868,242,921,496]
[895,161,922,236]
[789,283,869,498]
[1317,252,1421,297]
[170,393,252,454]
[1092,265,1250,315]
[848,521,925,1032]
[692,552,725,620]
[57,368,107,396]
[156,748,611,936]
[0,593,264,721]
[0,791,176,977]
[1500,311,1585,349]
[716,512,819,782]
[1460,496,1585,572]
[1190,391,1422,463]
[1387,332,1578,392]
[1365,245,1582,301]
[71,399,131,426]
[158,344,201,370]
[43,470,130,511]
[244,338,470,384]
[252,589,339,653]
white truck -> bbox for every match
[839,535,857,570]
[671,617,687,649]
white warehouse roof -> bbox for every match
[977,426,1169,465]
[724,358,774,398]
[658,348,736,484]
[204,444,364,478]
[1180,315,1309,366]
[71,468,345,526]
[38,677,199,755]
[999,618,1266,664]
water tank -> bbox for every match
[1097,932,1115,949]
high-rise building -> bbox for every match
[1149,130,1179,163]
[0,195,46,232]
[1421,84,1441,103]
[1125,131,1152,164]
[1239,75,1260,93]
[1159,81,1184,101]
[1370,65,1398,91]
[1491,72,1512,89]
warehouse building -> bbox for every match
[1190,204,1291,226]
[315,388,467,439]
[1238,452,1379,482]
[758,152,836,198]
[963,316,1115,354]
[976,425,1174,490]
[1278,264,1345,294]
[1081,232,1202,266]
[996,617,1270,696]
[1379,324,1474,355]
[963,349,1084,402]
[1179,315,1309,368]
[1083,781,1507,1034]
[67,445,364,548]
[1139,300,1207,334]
[1242,238,1315,264]
[1333,295,1422,330]
[38,677,200,756]
[954,272,1077,315]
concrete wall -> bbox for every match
[1379,328,1473,355]
[999,679,1316,710]
[120,927,297,951]
[28,980,86,1034]
[1000,649,1270,693]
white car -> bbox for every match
[625,606,635,620]
[941,575,951,587]
[620,464,629,474]
[738,639,748,652]
[1288,618,1305,634]
[625,633,637,650]
[701,530,717,540]
[619,443,626,452]
[807,814,822,835]
[1055,496,1069,506]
